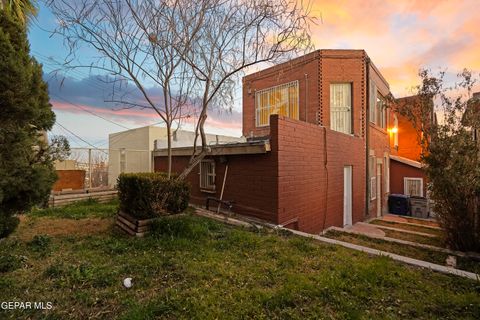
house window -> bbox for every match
[404,177,423,197]
[330,83,352,134]
[200,159,216,191]
[369,80,387,129]
[370,177,377,200]
[376,93,387,129]
[369,154,376,200]
[369,81,376,123]
[255,81,299,127]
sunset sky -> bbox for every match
[28,0,480,148]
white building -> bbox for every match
[108,125,242,187]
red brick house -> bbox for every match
[387,95,435,198]
[155,49,403,234]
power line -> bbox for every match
[55,122,108,154]
[50,93,131,130]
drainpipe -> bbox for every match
[305,73,308,123]
[365,56,371,218]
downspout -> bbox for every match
[305,73,308,123]
[365,56,371,218]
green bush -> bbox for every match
[117,173,190,219]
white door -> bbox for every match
[343,166,353,226]
[376,164,382,217]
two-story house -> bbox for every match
[154,49,403,234]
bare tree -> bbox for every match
[47,0,314,181]
[47,0,207,178]
[177,0,315,179]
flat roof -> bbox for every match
[153,140,271,157]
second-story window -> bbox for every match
[376,93,387,129]
[255,81,299,127]
[330,83,352,134]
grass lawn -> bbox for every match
[1,201,479,319]
[324,230,480,275]
[381,229,444,247]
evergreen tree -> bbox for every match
[0,10,56,238]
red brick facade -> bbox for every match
[154,49,407,233]
[156,115,366,233]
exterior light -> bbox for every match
[389,127,398,134]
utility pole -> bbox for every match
[88,148,92,189]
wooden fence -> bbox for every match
[48,189,117,208]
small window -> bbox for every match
[404,177,423,197]
[255,81,299,127]
[369,155,376,200]
[200,160,216,191]
[330,83,352,134]
[370,177,377,200]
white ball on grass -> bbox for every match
[123,277,133,288]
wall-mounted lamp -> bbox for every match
[388,127,398,134]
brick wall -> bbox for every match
[155,115,366,234]
[273,115,366,233]
[243,51,320,137]
[154,151,279,223]
[52,170,86,191]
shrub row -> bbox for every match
[117,173,190,219]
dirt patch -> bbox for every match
[14,215,114,241]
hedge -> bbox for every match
[117,172,190,219]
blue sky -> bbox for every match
[28,1,480,148]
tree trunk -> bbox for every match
[166,122,172,179]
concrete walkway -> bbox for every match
[348,222,385,237]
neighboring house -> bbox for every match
[154,49,405,234]
[109,125,168,187]
[388,95,435,198]
[109,125,242,187]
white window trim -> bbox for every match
[199,159,216,192]
[403,177,423,197]
[255,80,299,127]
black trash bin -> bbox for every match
[388,194,410,216]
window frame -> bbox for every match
[370,176,377,200]
[403,177,423,197]
[254,80,299,127]
[330,82,353,134]
[199,159,216,192]
[376,93,387,129]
